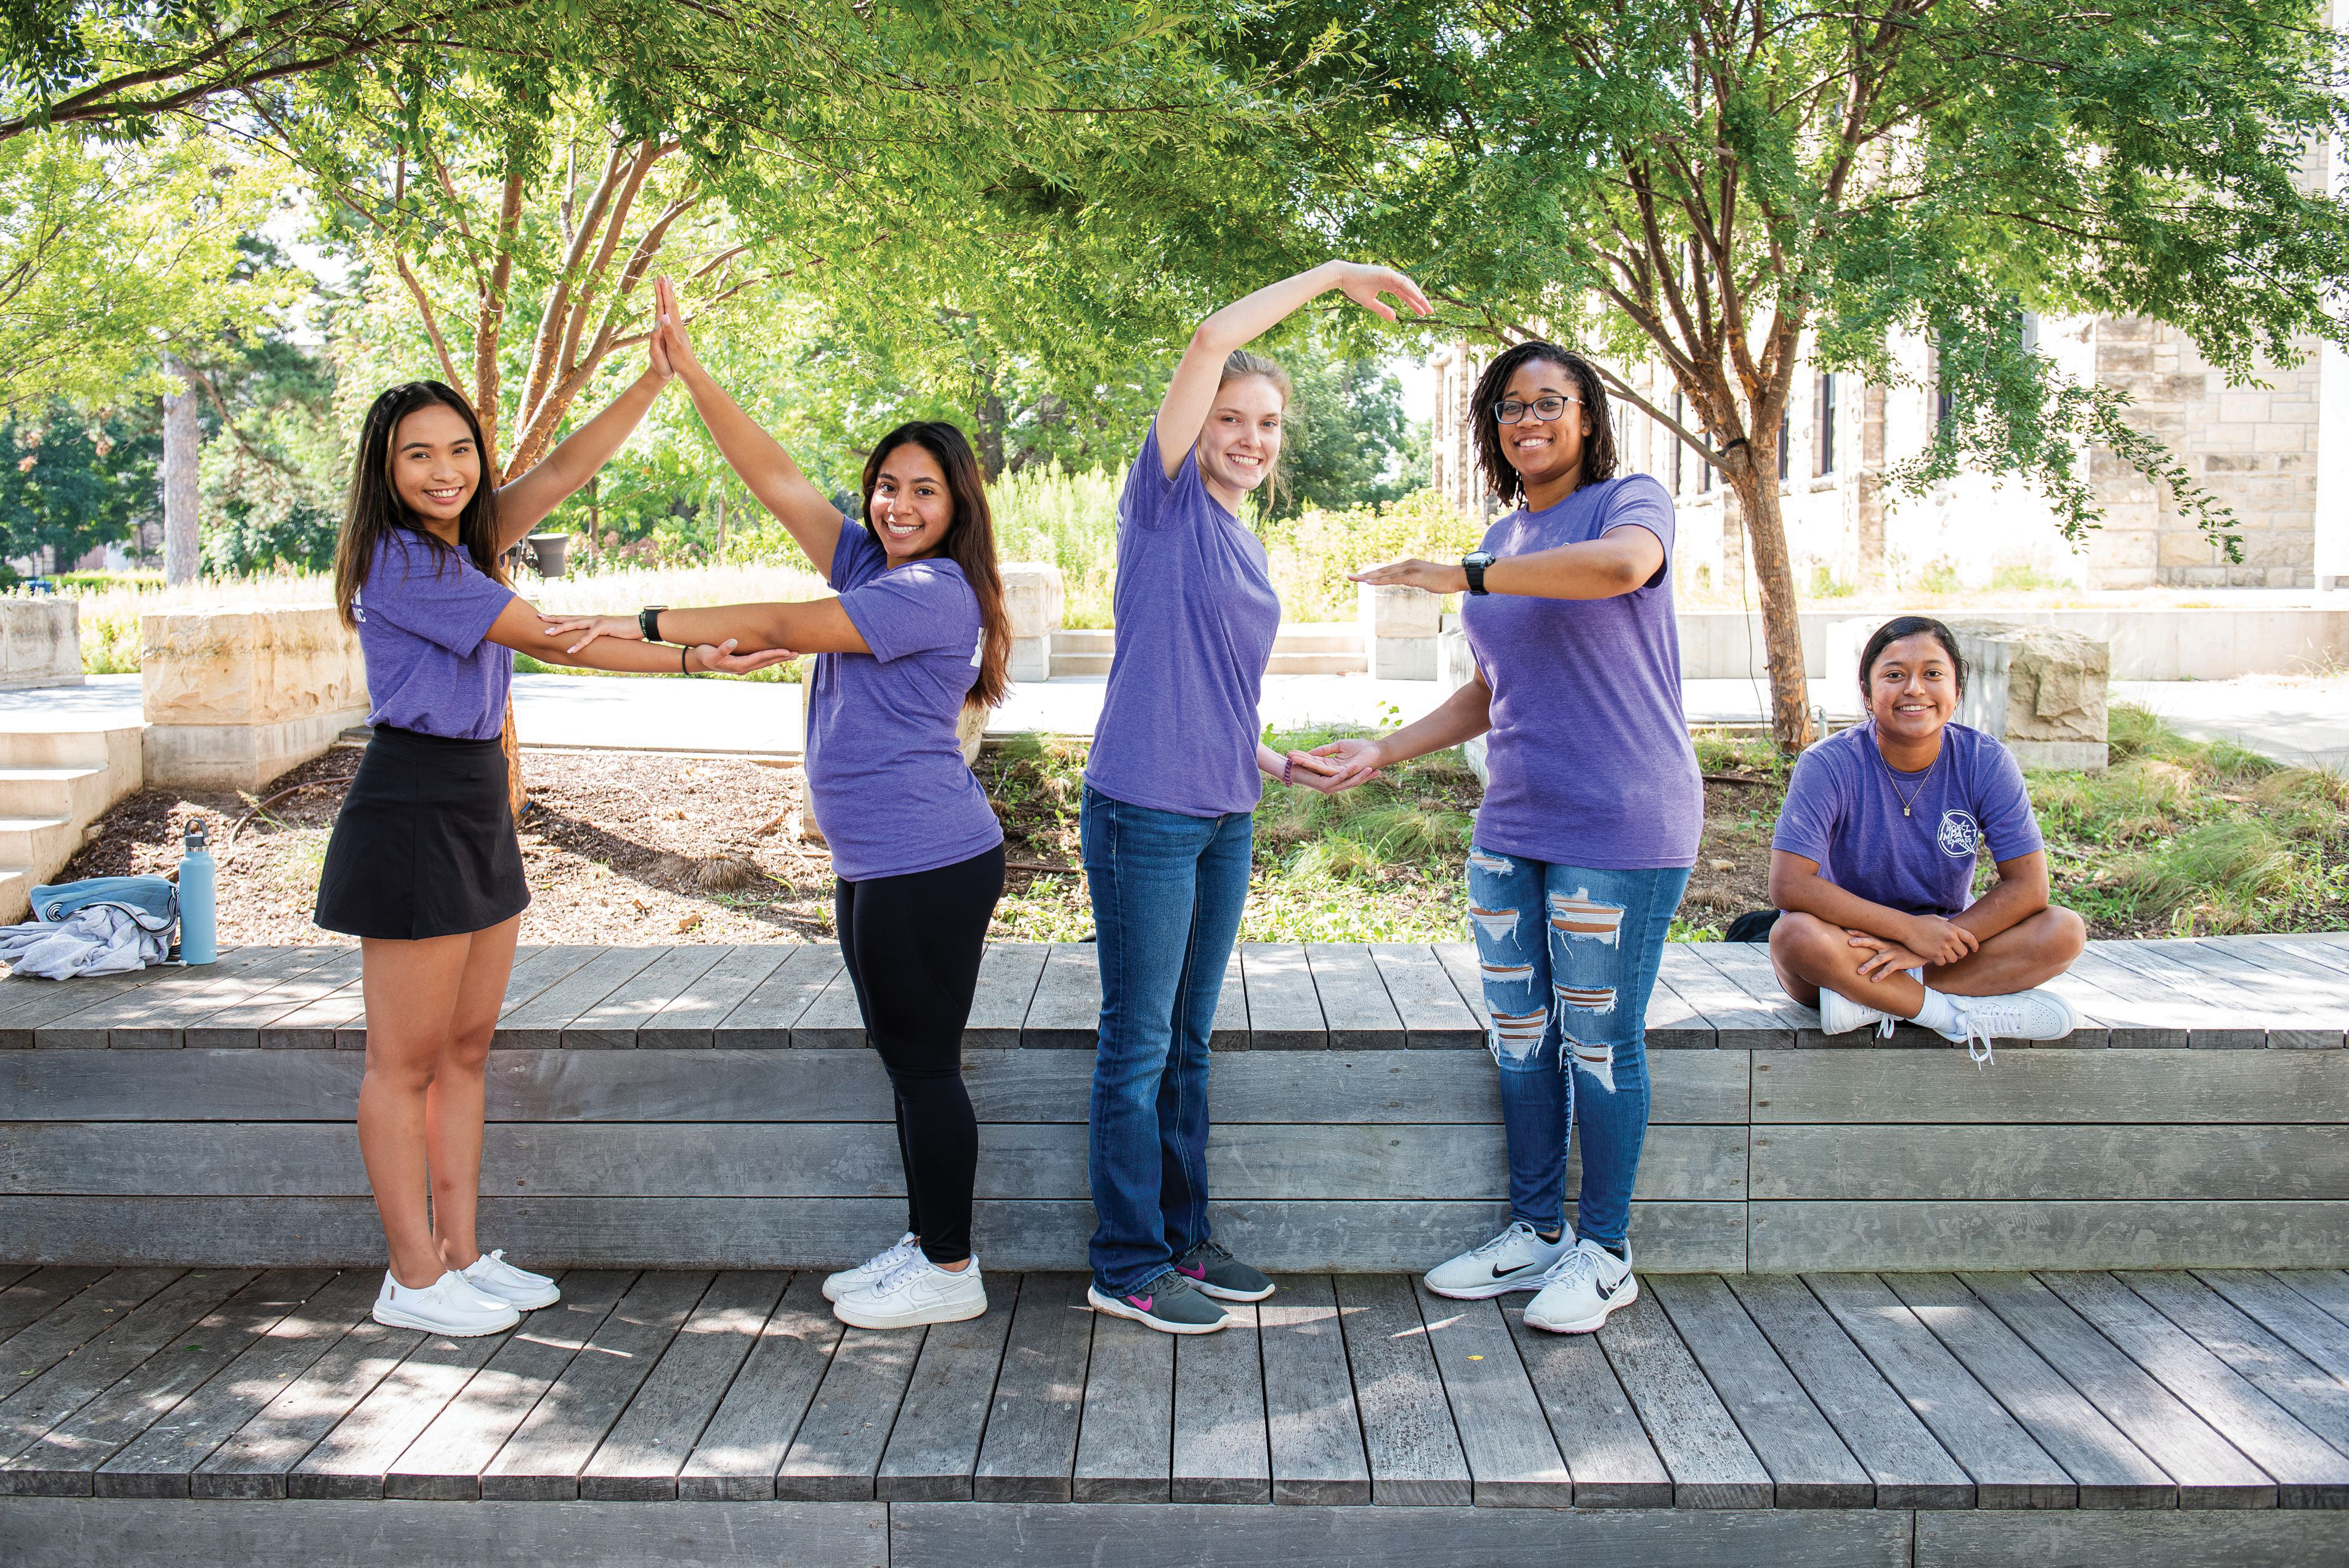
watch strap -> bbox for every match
[639,605,666,642]
[1462,554,1490,596]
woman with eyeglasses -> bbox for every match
[1311,340,1699,1335]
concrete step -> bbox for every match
[0,815,77,874]
[1048,626,1369,679]
[0,766,113,823]
[1271,627,1365,654]
[1266,653,1369,674]
[0,728,124,769]
[1048,654,1112,677]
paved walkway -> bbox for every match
[7,671,2345,769]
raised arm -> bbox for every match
[653,277,846,577]
[1155,261,1429,478]
[493,333,671,549]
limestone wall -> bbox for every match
[142,607,371,791]
[0,599,81,690]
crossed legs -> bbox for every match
[1770,905,2086,1015]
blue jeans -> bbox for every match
[1465,848,1691,1248]
[1081,785,1253,1295]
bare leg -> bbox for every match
[427,918,519,1273]
[356,932,475,1289]
[1772,907,2087,1017]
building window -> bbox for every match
[1817,372,1837,476]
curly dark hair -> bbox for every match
[1468,341,1618,507]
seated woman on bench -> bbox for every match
[1768,615,2087,1060]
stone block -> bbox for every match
[999,562,1064,643]
[1361,583,1441,681]
[1008,634,1049,684]
[2160,531,2218,567]
[0,598,82,690]
[141,606,371,790]
[1946,618,2109,770]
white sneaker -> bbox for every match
[1522,1239,1638,1335]
[460,1249,560,1311]
[1818,987,1895,1038]
[373,1271,521,1337]
[1944,987,2080,1065]
[1423,1219,1574,1300]
[823,1232,923,1303]
[831,1255,987,1330]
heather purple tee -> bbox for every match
[1460,473,1701,870]
[807,522,1005,883]
[1084,422,1283,818]
[1773,721,2044,916]
[351,528,515,741]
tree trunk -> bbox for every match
[1723,462,1816,755]
[160,355,201,585]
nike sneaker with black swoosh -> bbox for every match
[1522,1237,1637,1334]
[1423,1219,1574,1300]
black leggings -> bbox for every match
[834,844,1005,1265]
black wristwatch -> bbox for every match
[1461,551,1497,596]
[639,605,668,643]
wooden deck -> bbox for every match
[6,1264,2349,1566]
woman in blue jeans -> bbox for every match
[1082,259,1429,1335]
[1314,339,1700,1334]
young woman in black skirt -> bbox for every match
[318,360,787,1337]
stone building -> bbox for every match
[1428,316,2349,596]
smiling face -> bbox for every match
[869,442,954,562]
[1866,631,1962,746]
[1195,373,1285,509]
[1496,358,1591,495]
[389,403,483,540]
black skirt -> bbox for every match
[314,725,530,940]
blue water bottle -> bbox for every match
[178,823,216,965]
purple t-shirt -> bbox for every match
[350,528,515,741]
[1773,721,2044,916]
[1084,422,1283,817]
[807,522,1005,883]
[1460,473,1701,870]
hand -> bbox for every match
[1902,913,1980,968]
[1307,737,1385,791]
[1847,932,1933,982]
[1351,557,1468,594]
[1282,749,1356,794]
[646,307,676,384]
[690,640,796,675]
[540,613,641,655]
[1329,262,1433,322]
[653,276,704,381]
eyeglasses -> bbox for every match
[1493,394,1579,424]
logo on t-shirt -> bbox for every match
[1937,809,1981,859]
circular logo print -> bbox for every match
[1937,809,1981,858]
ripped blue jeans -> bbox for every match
[1465,847,1690,1249]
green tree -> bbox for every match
[1277,353,1418,515]
[0,400,161,568]
[1255,0,2349,750]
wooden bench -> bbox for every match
[4,936,2345,1275]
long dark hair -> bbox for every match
[860,421,1010,709]
[1468,340,1619,507]
[1859,615,1969,703]
[333,381,506,628]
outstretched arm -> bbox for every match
[654,276,846,577]
[540,600,871,658]
[1306,672,1492,791]
[494,331,673,549]
[1155,261,1429,479]
[1351,527,1664,603]
[483,597,790,676]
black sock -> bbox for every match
[1536,1229,1563,1244]
[1598,1240,1628,1261]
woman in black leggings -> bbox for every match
[548,280,1006,1329]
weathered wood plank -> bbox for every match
[1071,1311,1173,1503]
[1259,1274,1368,1506]
[2164,941,2349,1050]
[1916,1511,2349,1568]
[1173,1298,1269,1503]
[382,1269,630,1501]
[1596,1289,1774,1508]
[34,948,289,1050]
[1884,1272,2173,1508]
[1332,1272,1470,1507]
[1752,1124,2349,1202]
[1020,945,1100,1050]
[1803,1273,2072,1509]
[497,948,668,1052]
[191,1312,424,1498]
[972,1271,1091,1501]
[2277,1270,2349,1333]
[1750,1201,2349,1275]
[1211,947,1249,1053]
[2196,1271,2349,1386]
[1502,1297,1673,1508]
[1643,971,1721,1049]
[1725,1274,1974,1509]
[772,1316,923,1502]
[2052,950,2211,1049]
[1243,944,1328,1051]
[1699,942,1942,1051]
[1,1269,321,1493]
[1431,942,1490,1036]
[2038,1270,2349,1508]
[1750,1048,2349,1123]
[1413,1282,1571,1507]
[638,945,790,1049]
[559,947,726,1049]
[677,1272,841,1501]
[1661,945,1799,1049]
[185,950,364,1049]
[287,1321,509,1499]
[709,944,837,1049]
[0,1268,187,1407]
[1649,1272,1874,1507]
[479,1269,710,1500]
[0,1267,108,1348]
[0,960,196,1045]
[581,1269,789,1501]
[2120,1271,2349,1465]
[1304,944,1403,1051]
[791,963,869,1051]
[2087,944,2274,1051]
[1369,944,1482,1051]
[965,944,1048,1050]
[94,1269,381,1497]
[873,1275,1016,1501]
